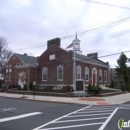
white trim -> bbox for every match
[72,57,109,68]
[14,64,37,68]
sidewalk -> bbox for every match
[0,92,130,105]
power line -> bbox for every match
[98,51,130,58]
[15,16,130,52]
[61,16,130,39]
[81,0,130,10]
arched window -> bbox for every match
[42,67,47,81]
[99,69,102,82]
[77,65,81,79]
[104,71,107,82]
[85,67,89,81]
[57,65,63,81]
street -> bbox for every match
[0,97,130,130]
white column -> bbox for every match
[73,42,76,91]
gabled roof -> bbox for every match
[73,52,109,68]
[15,53,38,67]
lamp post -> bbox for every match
[33,81,36,99]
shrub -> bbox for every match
[0,83,1,88]
[87,84,102,94]
[106,84,109,87]
[29,82,33,90]
[8,85,13,89]
[24,84,27,90]
[87,84,92,92]
[111,80,114,88]
[95,85,102,94]
[18,85,21,90]
[121,85,126,91]
[67,85,72,92]
[126,85,130,92]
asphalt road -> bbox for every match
[0,97,130,130]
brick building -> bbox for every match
[5,36,109,91]
[5,53,37,89]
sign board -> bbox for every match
[49,54,55,60]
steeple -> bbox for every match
[73,33,82,54]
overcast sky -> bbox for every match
[0,0,130,68]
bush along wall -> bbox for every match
[121,85,130,92]
[87,84,102,94]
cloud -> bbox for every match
[0,0,130,67]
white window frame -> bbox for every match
[9,74,11,82]
[99,69,102,82]
[104,71,107,82]
[77,65,81,79]
[6,68,8,73]
[9,68,12,73]
[85,67,89,81]
[42,67,47,81]
[57,65,63,81]
[6,75,8,81]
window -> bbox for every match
[6,65,8,73]
[42,67,47,81]
[112,73,118,79]
[49,54,55,60]
[57,65,63,81]
[77,66,81,79]
[9,64,12,73]
[99,70,102,82]
[104,71,107,82]
[85,67,89,81]
[6,68,8,73]
[6,75,8,81]
[9,75,11,81]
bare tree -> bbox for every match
[0,36,13,80]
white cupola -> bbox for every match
[73,33,82,54]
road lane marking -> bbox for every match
[67,113,111,118]
[98,108,118,130]
[0,112,42,123]
[54,117,108,123]
[83,108,116,111]
[33,105,92,130]
[40,122,104,130]
[76,110,114,113]
[0,108,17,113]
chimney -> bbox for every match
[23,53,27,56]
[87,52,98,59]
[47,37,61,49]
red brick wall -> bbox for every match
[75,61,109,85]
[5,54,37,87]
[5,54,22,86]
[37,46,73,86]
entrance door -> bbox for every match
[76,81,83,91]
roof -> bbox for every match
[73,52,109,68]
[15,53,38,67]
[73,33,80,42]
